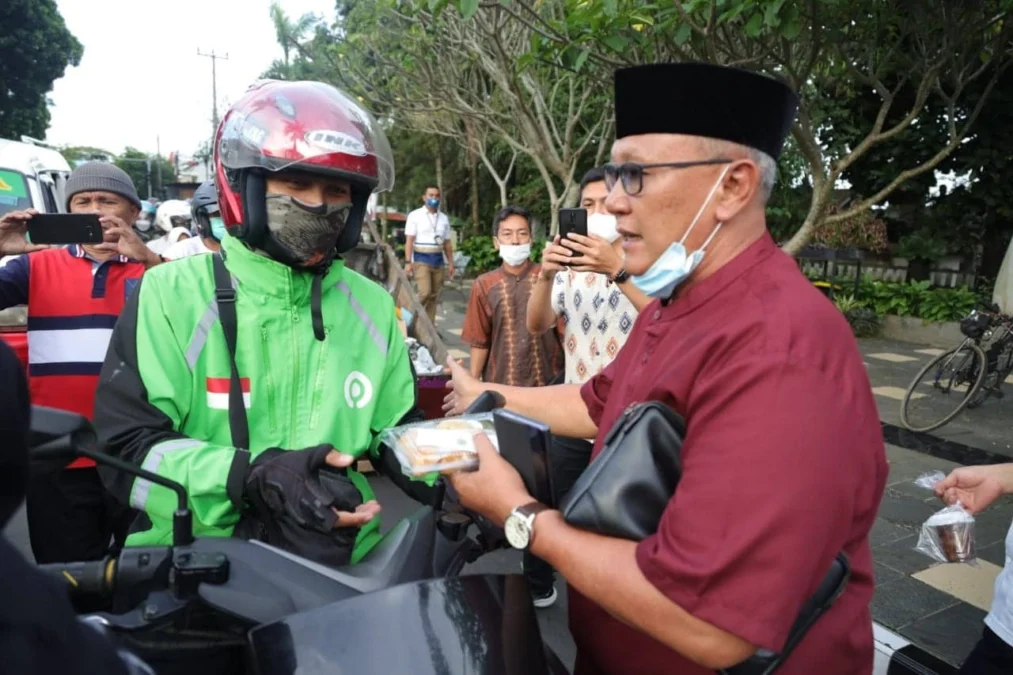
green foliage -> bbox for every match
[809,204,889,253]
[894,227,951,262]
[855,278,978,323]
[0,0,83,139]
[834,295,882,338]
[114,148,177,201]
[457,236,500,274]
[61,146,115,165]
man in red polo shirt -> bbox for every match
[444,63,887,674]
[0,162,161,564]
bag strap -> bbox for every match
[211,253,251,508]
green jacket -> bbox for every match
[94,235,417,561]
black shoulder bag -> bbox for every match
[560,401,850,675]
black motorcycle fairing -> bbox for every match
[243,505,440,596]
[249,575,567,675]
[191,538,359,626]
[196,506,443,625]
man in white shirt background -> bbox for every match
[405,185,455,324]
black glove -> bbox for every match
[244,445,363,534]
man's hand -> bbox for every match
[322,450,383,527]
[245,445,381,532]
[448,433,533,526]
[935,465,1011,515]
[443,356,487,415]
[447,262,456,280]
[561,233,623,276]
[0,209,51,255]
[405,262,415,278]
[95,216,161,267]
[539,235,569,280]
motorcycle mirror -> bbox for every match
[29,405,195,546]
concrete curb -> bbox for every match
[879,315,963,348]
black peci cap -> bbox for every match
[614,63,799,160]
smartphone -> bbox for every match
[557,208,587,266]
[493,409,554,507]
[558,208,587,241]
[27,214,104,245]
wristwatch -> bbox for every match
[610,267,630,284]
[504,502,550,550]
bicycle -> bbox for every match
[900,305,1013,433]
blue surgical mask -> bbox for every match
[425,197,440,209]
[632,166,730,299]
[209,216,227,240]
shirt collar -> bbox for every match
[67,245,133,265]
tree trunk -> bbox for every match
[781,184,832,257]
[468,141,479,237]
[434,138,444,197]
[380,191,388,243]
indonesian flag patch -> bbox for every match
[206,377,251,410]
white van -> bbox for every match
[0,137,73,217]
[0,138,72,342]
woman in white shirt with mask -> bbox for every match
[935,463,1013,673]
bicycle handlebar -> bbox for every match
[39,558,116,598]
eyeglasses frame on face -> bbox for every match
[603,158,734,196]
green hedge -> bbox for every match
[855,278,978,323]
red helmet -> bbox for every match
[213,80,394,258]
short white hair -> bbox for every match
[702,138,778,203]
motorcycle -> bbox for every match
[28,402,958,675]
[29,400,569,675]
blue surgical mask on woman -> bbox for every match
[632,166,730,299]
[209,216,227,241]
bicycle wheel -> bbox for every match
[900,343,987,432]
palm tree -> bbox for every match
[269,2,319,76]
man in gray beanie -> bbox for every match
[0,161,162,565]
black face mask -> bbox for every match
[264,194,351,268]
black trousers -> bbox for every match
[960,626,1013,675]
[524,434,593,595]
[26,467,132,564]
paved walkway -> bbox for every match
[429,282,1013,668]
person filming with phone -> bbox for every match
[0,162,161,566]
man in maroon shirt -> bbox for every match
[443,63,887,674]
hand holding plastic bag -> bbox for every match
[913,471,977,564]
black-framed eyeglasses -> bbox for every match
[603,159,733,196]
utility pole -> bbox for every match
[197,49,229,140]
[155,135,163,200]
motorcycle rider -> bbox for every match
[94,80,431,567]
[163,181,222,259]
[147,199,192,255]
[134,201,158,242]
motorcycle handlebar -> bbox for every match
[39,558,116,598]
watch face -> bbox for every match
[504,514,531,549]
